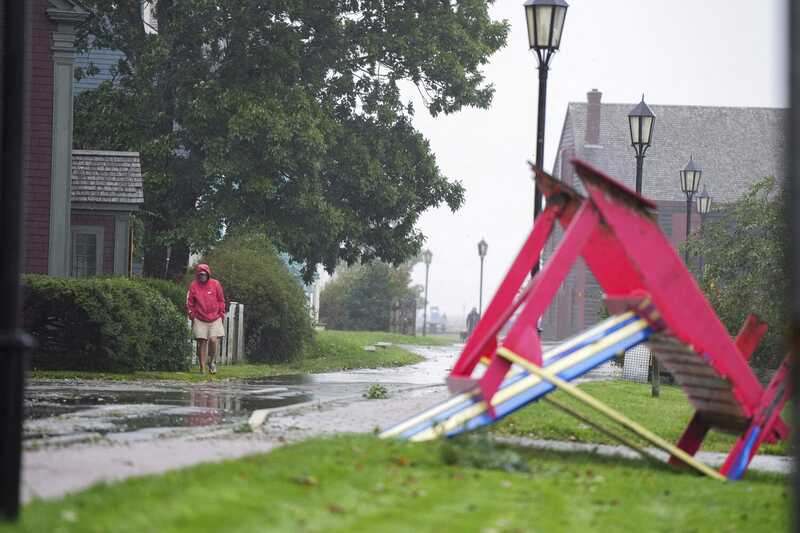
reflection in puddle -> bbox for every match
[24,382,313,440]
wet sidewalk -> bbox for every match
[23,344,462,449]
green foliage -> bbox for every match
[134,277,186,312]
[23,276,191,372]
[440,434,530,473]
[73,2,508,279]
[363,384,389,400]
[685,176,788,369]
[319,262,415,331]
[199,235,313,363]
[495,381,789,456]
[5,436,788,533]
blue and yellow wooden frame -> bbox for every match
[380,312,652,442]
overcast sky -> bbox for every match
[402,0,789,324]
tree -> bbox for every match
[319,261,415,331]
[685,176,787,369]
[73,1,509,280]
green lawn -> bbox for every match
[493,381,790,456]
[28,330,447,382]
[2,435,788,532]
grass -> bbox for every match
[2,435,788,532]
[28,330,441,383]
[493,381,790,456]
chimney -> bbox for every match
[585,89,602,145]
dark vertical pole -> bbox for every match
[532,62,549,280]
[0,0,31,521]
[635,151,661,397]
[634,154,644,195]
[684,195,693,264]
[698,214,706,273]
[422,263,430,337]
[788,1,800,529]
[479,256,484,315]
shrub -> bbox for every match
[135,277,187,313]
[198,235,313,363]
[23,276,192,372]
[319,262,416,331]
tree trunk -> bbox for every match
[143,242,190,280]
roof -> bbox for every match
[71,150,144,205]
[555,102,787,203]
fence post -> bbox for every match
[236,303,245,362]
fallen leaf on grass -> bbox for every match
[391,456,410,466]
[328,504,346,514]
[293,475,319,486]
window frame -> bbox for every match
[71,225,104,277]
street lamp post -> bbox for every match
[696,185,712,227]
[478,239,488,315]
[422,250,433,337]
[627,95,656,195]
[695,185,712,272]
[627,94,657,397]
[680,156,703,264]
[524,0,568,276]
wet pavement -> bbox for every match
[24,344,462,449]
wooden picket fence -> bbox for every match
[190,302,245,365]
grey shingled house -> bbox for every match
[541,89,787,341]
[70,150,144,276]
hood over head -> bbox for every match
[195,263,212,281]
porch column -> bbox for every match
[46,2,88,275]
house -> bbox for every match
[541,89,787,341]
[23,0,143,277]
[70,150,143,276]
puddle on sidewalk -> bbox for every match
[24,381,313,443]
[24,344,462,447]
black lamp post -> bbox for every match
[524,0,568,275]
[422,250,433,337]
[695,185,712,273]
[1,0,31,522]
[477,239,488,315]
[696,185,712,226]
[627,95,656,194]
[680,156,703,264]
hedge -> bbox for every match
[135,277,187,313]
[23,276,192,372]
[198,235,313,363]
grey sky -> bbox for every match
[406,0,789,324]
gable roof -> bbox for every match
[71,150,144,205]
[555,101,787,203]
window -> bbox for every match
[71,226,104,277]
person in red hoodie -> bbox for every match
[186,264,226,374]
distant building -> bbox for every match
[22,1,143,276]
[541,89,787,341]
[71,150,143,276]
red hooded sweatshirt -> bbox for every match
[186,264,226,322]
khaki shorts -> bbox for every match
[192,318,225,340]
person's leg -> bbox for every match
[197,339,208,372]
[208,336,219,371]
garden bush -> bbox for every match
[134,277,187,313]
[198,235,313,363]
[23,276,192,372]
